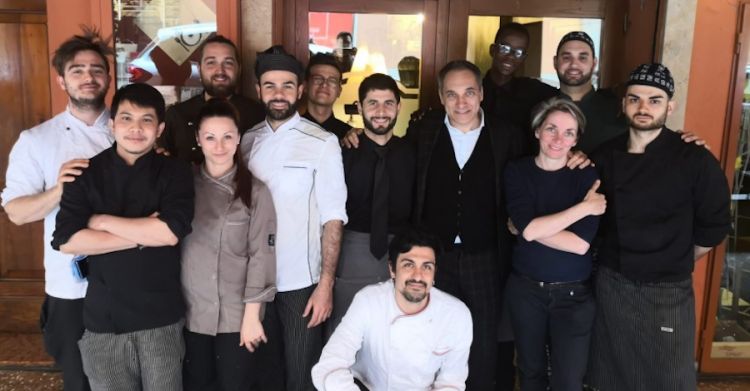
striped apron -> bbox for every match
[585,266,696,391]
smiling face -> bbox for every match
[256,70,304,122]
[623,84,674,132]
[535,110,578,161]
[200,42,239,99]
[490,31,529,77]
[110,100,164,164]
[554,40,597,88]
[199,42,240,98]
[439,69,483,131]
[57,49,110,109]
[197,116,239,169]
[305,64,342,107]
[358,88,400,136]
[390,245,436,309]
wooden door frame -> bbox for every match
[699,0,750,374]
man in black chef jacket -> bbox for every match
[586,63,731,391]
[52,83,194,390]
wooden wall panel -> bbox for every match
[0,298,45,333]
[0,7,49,332]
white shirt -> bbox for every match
[312,280,473,391]
[1,107,113,299]
[443,110,485,169]
[242,113,347,292]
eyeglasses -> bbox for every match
[494,43,526,59]
[310,75,341,87]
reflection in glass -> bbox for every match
[712,63,750,359]
[466,16,601,88]
[308,12,423,136]
[113,0,217,105]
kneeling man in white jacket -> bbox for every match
[312,229,473,390]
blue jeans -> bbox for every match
[507,273,595,391]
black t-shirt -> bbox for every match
[52,146,194,333]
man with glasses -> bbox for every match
[483,22,558,155]
[159,35,265,165]
[303,53,351,139]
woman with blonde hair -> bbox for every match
[504,97,605,391]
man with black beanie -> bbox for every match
[586,63,731,391]
[241,47,347,391]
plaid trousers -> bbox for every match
[435,246,501,390]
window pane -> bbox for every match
[113,0,217,105]
[466,16,601,88]
[712,61,750,359]
[308,12,423,136]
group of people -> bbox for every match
[0,21,731,391]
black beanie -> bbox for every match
[626,63,675,98]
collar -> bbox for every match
[642,126,676,153]
[386,280,434,324]
[444,109,485,135]
[108,143,156,168]
[265,112,301,134]
[63,105,110,132]
[303,110,335,126]
[559,86,596,103]
[199,164,237,193]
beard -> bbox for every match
[203,74,237,99]
[69,83,106,111]
[627,111,668,132]
[558,68,593,87]
[264,99,298,121]
[400,280,428,303]
[362,115,397,136]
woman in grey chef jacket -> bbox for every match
[180,99,277,390]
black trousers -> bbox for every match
[265,285,322,391]
[40,295,90,391]
[507,273,595,391]
[436,247,499,390]
[183,330,260,391]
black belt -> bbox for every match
[514,272,590,288]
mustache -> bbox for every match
[405,279,427,288]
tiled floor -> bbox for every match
[0,333,749,390]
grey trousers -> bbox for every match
[77,320,185,391]
[326,230,391,337]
